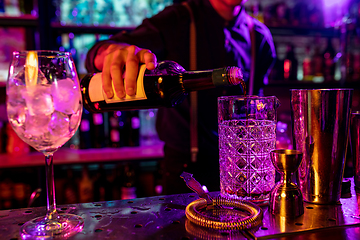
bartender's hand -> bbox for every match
[94,43,157,98]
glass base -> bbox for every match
[20,213,84,239]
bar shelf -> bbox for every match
[268,26,340,37]
[50,22,134,34]
[0,14,38,27]
[0,143,164,169]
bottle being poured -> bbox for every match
[81,60,245,112]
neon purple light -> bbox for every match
[322,0,350,27]
[323,0,343,8]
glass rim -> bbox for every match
[290,88,354,91]
[218,95,277,100]
[12,50,71,57]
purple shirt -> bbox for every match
[86,0,276,154]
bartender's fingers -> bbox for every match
[124,45,142,96]
[110,49,126,99]
[102,46,116,99]
[142,50,157,70]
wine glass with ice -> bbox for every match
[6,51,84,238]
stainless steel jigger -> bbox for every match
[270,149,304,217]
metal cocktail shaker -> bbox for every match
[290,89,353,204]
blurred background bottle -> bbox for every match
[139,109,161,146]
[6,122,29,156]
[12,174,30,209]
[312,37,325,83]
[0,172,13,209]
[78,166,93,203]
[108,111,121,148]
[118,111,129,147]
[62,168,78,204]
[93,165,112,202]
[128,110,140,147]
[276,121,292,150]
[79,109,92,149]
[322,37,336,82]
[91,113,105,148]
[248,0,264,23]
[283,43,298,81]
[121,164,136,200]
[303,45,313,82]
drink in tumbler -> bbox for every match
[218,96,280,202]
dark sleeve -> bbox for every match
[85,4,189,73]
[253,23,276,91]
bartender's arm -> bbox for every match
[93,42,157,99]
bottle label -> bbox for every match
[89,64,147,103]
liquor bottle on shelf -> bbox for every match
[79,109,92,149]
[108,111,122,148]
[121,164,137,200]
[346,51,354,82]
[78,166,93,203]
[139,109,160,146]
[351,36,360,82]
[4,0,20,16]
[272,2,290,26]
[112,164,123,200]
[103,112,110,147]
[12,176,30,209]
[128,110,140,147]
[91,112,105,148]
[283,43,298,81]
[308,3,323,28]
[62,169,78,204]
[352,51,360,82]
[19,0,33,14]
[291,1,308,27]
[249,1,264,23]
[312,37,324,83]
[118,111,129,147]
[6,122,29,156]
[0,176,13,210]
[93,165,112,202]
[322,37,336,82]
[0,121,4,153]
[276,121,292,150]
[64,129,80,150]
[0,0,4,14]
[268,44,283,82]
[81,60,244,112]
[302,46,313,82]
[68,33,78,67]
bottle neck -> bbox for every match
[181,70,215,91]
[181,67,242,92]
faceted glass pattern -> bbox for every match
[219,119,276,201]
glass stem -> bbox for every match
[45,154,57,220]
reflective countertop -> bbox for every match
[1,178,360,240]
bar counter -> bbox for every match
[1,179,360,240]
